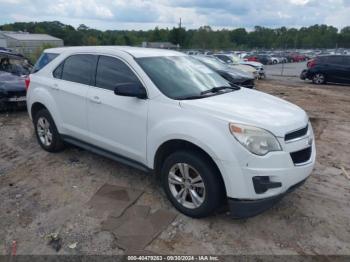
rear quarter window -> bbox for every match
[32,53,59,73]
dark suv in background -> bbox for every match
[301,55,350,85]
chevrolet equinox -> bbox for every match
[26,46,316,218]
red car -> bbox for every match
[290,53,306,62]
[245,56,258,62]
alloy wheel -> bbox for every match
[168,163,206,209]
[37,116,53,146]
[313,74,325,84]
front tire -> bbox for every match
[161,151,224,218]
[312,73,326,85]
[33,109,65,152]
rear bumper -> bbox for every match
[0,89,26,102]
[0,90,27,110]
[228,178,307,218]
[300,69,311,80]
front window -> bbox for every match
[136,56,230,99]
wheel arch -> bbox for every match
[153,139,227,196]
[31,102,47,120]
[28,87,63,132]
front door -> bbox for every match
[87,55,149,164]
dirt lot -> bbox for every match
[0,77,350,255]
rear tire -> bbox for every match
[312,73,326,85]
[33,109,65,152]
[161,151,224,218]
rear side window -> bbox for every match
[60,54,97,85]
[95,56,140,91]
[32,53,58,73]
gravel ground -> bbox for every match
[0,77,349,255]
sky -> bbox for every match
[0,0,349,31]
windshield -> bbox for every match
[136,56,231,99]
[194,56,228,71]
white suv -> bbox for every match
[26,46,315,218]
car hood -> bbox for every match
[219,66,253,80]
[231,64,255,73]
[180,88,308,137]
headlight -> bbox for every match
[229,123,282,156]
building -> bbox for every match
[142,41,179,49]
[0,31,63,56]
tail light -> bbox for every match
[307,59,316,68]
[25,76,30,91]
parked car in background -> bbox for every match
[230,55,265,78]
[272,54,288,63]
[27,46,315,218]
[194,55,255,88]
[256,55,273,65]
[300,55,350,85]
[212,54,258,78]
[269,55,280,64]
[0,51,33,110]
[289,53,307,63]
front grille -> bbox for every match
[290,147,312,165]
[285,125,308,141]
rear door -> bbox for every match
[325,56,345,82]
[52,54,97,140]
[87,55,149,164]
[342,56,350,83]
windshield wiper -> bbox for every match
[200,85,240,95]
[175,94,206,100]
[175,84,241,100]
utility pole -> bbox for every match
[177,18,182,49]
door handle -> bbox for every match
[90,96,101,104]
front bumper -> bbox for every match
[235,79,255,89]
[228,178,307,218]
[214,122,316,219]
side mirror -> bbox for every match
[114,82,147,99]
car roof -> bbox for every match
[44,46,185,58]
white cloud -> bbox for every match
[289,0,310,5]
[0,0,349,30]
